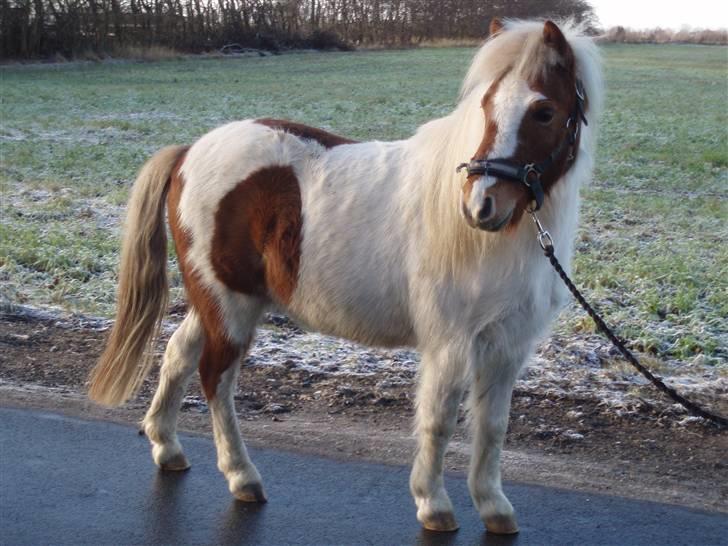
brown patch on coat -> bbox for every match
[167,153,246,400]
[211,166,303,306]
[197,336,248,401]
[255,118,357,148]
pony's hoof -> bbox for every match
[421,511,459,532]
[485,514,519,535]
[152,443,190,471]
[158,453,191,472]
[232,481,268,503]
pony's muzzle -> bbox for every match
[462,177,514,232]
[476,204,513,231]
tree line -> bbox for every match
[1,0,597,59]
[601,26,727,45]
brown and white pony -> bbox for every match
[89,19,602,534]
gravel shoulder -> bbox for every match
[0,306,726,514]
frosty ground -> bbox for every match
[1,303,726,513]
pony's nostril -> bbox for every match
[478,196,494,221]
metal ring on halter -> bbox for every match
[522,163,540,187]
[566,116,579,144]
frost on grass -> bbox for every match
[238,310,726,417]
[177,308,727,418]
[8,300,725,423]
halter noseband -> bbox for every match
[456,79,588,211]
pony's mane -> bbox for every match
[413,19,603,277]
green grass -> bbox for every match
[1,44,726,365]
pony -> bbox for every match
[88,19,602,534]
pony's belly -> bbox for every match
[287,147,417,348]
[296,314,415,348]
[287,281,416,348]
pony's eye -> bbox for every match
[532,107,555,124]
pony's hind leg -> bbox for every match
[200,296,267,503]
[410,346,466,532]
[142,311,204,471]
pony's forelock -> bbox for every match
[461,19,602,104]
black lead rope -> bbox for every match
[528,212,728,429]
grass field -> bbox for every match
[1,44,726,368]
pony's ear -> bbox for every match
[543,20,568,54]
[489,18,504,37]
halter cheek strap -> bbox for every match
[457,79,588,212]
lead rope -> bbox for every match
[528,211,728,429]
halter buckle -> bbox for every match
[521,164,541,187]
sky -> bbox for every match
[589,0,727,30]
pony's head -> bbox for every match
[460,19,588,232]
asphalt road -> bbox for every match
[1,407,725,545]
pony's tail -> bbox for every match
[88,145,187,407]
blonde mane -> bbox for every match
[413,19,604,277]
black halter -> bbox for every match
[456,79,588,211]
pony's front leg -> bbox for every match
[467,347,524,535]
[410,347,466,532]
[201,334,267,503]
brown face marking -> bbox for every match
[461,75,504,205]
[501,23,578,227]
[168,152,246,400]
[255,118,357,148]
[211,166,303,306]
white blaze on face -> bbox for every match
[464,74,546,225]
[491,76,545,158]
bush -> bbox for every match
[308,30,353,51]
